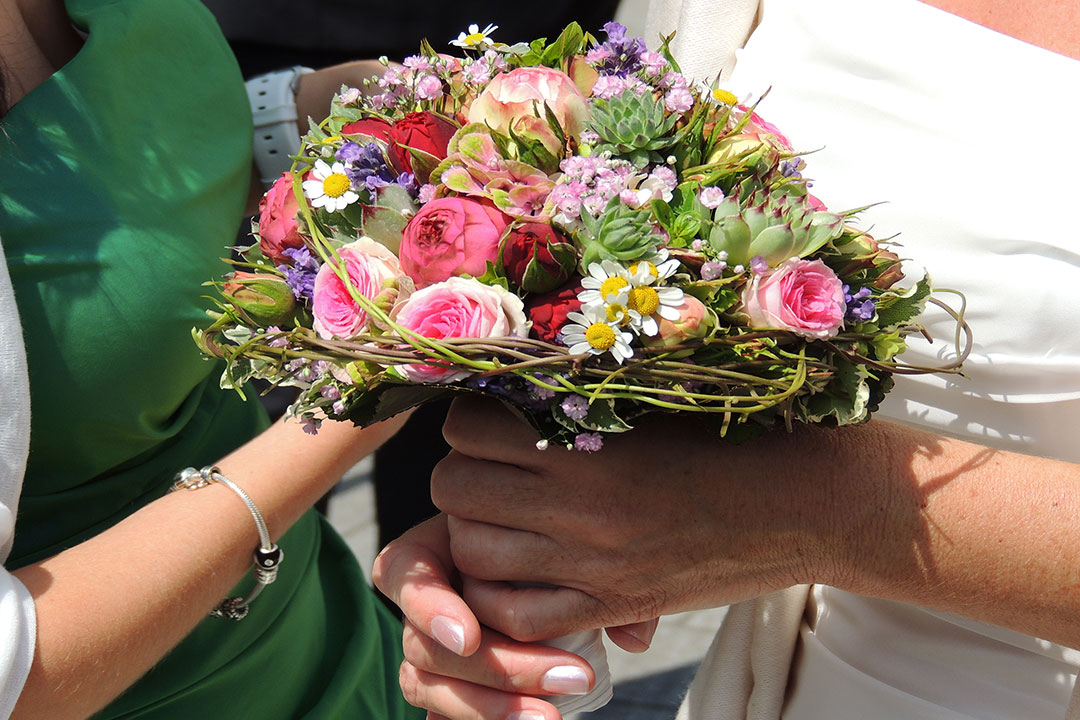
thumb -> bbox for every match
[372,514,482,657]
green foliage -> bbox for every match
[874,274,932,330]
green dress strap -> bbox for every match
[0,0,421,716]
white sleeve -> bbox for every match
[644,0,762,81]
[0,235,36,719]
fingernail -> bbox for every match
[430,616,466,656]
[507,712,545,720]
[620,624,655,649]
[540,665,591,695]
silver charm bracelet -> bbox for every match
[171,466,284,621]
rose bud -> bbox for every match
[223,272,296,327]
[341,117,393,144]
[257,173,306,264]
[642,295,711,349]
[388,111,458,178]
[525,280,583,343]
[500,223,577,294]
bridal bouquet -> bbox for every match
[195,20,969,451]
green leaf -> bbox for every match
[361,205,409,253]
[874,274,932,330]
[800,357,870,426]
[375,184,417,216]
[540,22,584,66]
[577,398,633,434]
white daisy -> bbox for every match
[578,260,642,332]
[450,23,499,50]
[625,251,685,336]
[561,304,635,364]
[302,159,359,212]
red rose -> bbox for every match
[526,280,583,343]
[341,117,392,143]
[388,112,458,176]
[500,223,576,294]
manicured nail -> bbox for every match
[430,616,466,656]
[507,712,545,720]
[540,665,591,695]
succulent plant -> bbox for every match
[707,189,845,268]
[578,198,663,272]
[588,89,680,167]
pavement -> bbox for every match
[327,458,726,719]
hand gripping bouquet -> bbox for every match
[196,21,970,713]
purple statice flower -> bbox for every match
[699,186,726,209]
[574,432,604,453]
[844,285,876,322]
[701,260,727,281]
[278,246,320,301]
[335,140,366,165]
[588,21,647,77]
[341,141,396,190]
[561,394,589,421]
[750,256,769,275]
[779,159,804,179]
[394,171,420,199]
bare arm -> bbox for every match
[431,398,1080,648]
[10,414,406,720]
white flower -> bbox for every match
[578,260,642,332]
[562,304,635,364]
[450,23,499,50]
[302,160,359,212]
[624,251,685,336]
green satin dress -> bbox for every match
[0,1,421,717]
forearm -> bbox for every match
[10,415,404,720]
[816,420,1080,647]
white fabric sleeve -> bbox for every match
[644,0,761,81]
[0,235,36,719]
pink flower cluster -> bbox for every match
[548,155,641,224]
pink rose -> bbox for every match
[741,258,845,340]
[312,238,404,339]
[393,277,529,383]
[399,197,511,288]
[257,173,305,264]
[644,296,710,348]
[467,66,589,140]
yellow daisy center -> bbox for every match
[605,303,632,326]
[585,322,617,351]
[630,261,658,279]
[321,135,342,145]
[600,276,629,298]
[465,32,487,45]
[322,173,351,198]
[628,286,660,316]
[712,88,738,105]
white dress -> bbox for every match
[653,0,1080,717]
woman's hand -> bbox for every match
[429,396,855,642]
[373,514,659,720]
